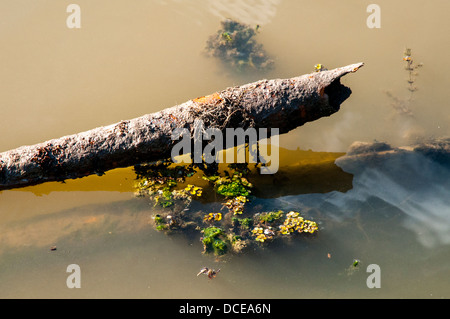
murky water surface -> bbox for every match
[1,0,449,298]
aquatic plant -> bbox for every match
[154,214,168,231]
[251,226,275,243]
[251,210,317,243]
[205,19,274,72]
[214,172,252,198]
[152,213,182,231]
[223,196,248,215]
[279,211,319,235]
[232,217,253,230]
[385,48,424,116]
[135,162,319,256]
[155,186,174,208]
[229,235,247,253]
[258,210,283,224]
[403,48,423,96]
[346,259,362,276]
[184,184,203,197]
[201,226,229,255]
[203,169,252,216]
[203,212,222,223]
[134,160,196,208]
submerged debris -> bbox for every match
[197,267,220,279]
[205,19,274,72]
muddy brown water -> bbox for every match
[0,0,449,298]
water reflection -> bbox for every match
[337,150,450,248]
[282,147,450,249]
[0,148,350,253]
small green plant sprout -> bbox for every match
[314,64,328,72]
[385,48,424,116]
[346,258,362,276]
[403,48,423,95]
